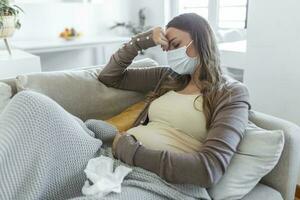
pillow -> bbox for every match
[15,69,145,121]
[105,100,146,132]
[15,58,159,121]
[208,122,284,200]
[0,82,12,113]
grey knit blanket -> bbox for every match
[0,91,210,200]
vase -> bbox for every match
[0,15,16,55]
[0,15,16,38]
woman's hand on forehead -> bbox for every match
[152,27,169,51]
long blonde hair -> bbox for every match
[147,13,227,129]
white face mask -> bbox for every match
[166,41,198,75]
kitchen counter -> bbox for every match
[6,35,130,54]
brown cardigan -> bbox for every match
[98,29,251,188]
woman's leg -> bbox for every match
[0,91,102,200]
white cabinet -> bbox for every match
[0,50,41,79]
[8,36,129,71]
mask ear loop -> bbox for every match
[185,40,193,56]
[185,40,197,59]
[186,40,193,48]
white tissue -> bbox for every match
[82,156,132,197]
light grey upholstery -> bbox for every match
[242,183,283,200]
[1,67,300,200]
[2,77,17,95]
[249,111,300,200]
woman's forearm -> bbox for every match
[115,135,217,187]
[98,29,167,92]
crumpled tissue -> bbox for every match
[82,156,132,197]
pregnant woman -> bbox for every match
[0,13,250,200]
[102,13,251,186]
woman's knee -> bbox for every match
[12,91,46,106]
[11,91,62,116]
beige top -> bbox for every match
[127,90,207,153]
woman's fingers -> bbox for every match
[152,26,169,50]
[159,39,169,51]
[152,27,162,45]
[159,31,169,51]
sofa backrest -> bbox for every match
[1,67,146,121]
[0,58,162,120]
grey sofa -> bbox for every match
[1,66,300,200]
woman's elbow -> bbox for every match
[203,165,225,188]
[164,170,221,188]
[204,175,221,188]
[98,73,118,88]
[196,164,224,188]
[98,73,108,84]
[187,173,219,188]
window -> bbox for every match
[178,0,209,20]
[219,0,248,29]
[176,0,248,30]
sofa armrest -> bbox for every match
[249,110,300,200]
[2,78,17,96]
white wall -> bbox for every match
[245,0,300,183]
[13,1,131,41]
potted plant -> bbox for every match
[110,8,152,35]
[110,8,152,56]
[0,0,23,55]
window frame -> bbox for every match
[171,0,249,31]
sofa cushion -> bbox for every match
[0,82,12,113]
[241,183,283,200]
[208,122,284,200]
[15,68,145,121]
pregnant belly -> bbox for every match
[126,122,203,153]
